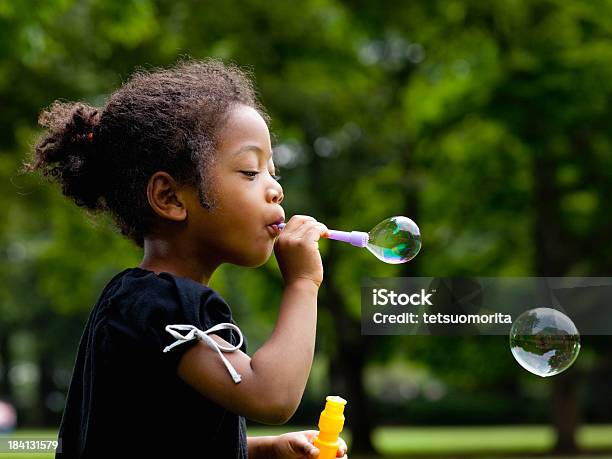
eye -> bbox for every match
[241,171,282,182]
[241,171,259,179]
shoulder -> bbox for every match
[97,268,247,374]
[104,268,234,340]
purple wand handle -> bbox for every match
[277,223,369,248]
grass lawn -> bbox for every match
[2,425,611,458]
[371,424,612,456]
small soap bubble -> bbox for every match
[366,216,421,264]
[510,307,580,377]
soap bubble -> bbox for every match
[510,307,580,377]
[366,216,421,264]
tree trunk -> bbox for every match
[551,372,579,454]
[329,340,374,454]
[533,152,579,453]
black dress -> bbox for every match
[56,267,248,458]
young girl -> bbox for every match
[24,58,348,459]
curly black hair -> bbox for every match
[22,57,269,248]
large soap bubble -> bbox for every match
[366,216,421,264]
[510,307,580,377]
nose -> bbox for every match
[267,184,284,204]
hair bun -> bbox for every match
[23,101,106,210]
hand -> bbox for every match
[271,430,348,459]
[274,215,328,288]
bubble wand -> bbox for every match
[277,216,421,264]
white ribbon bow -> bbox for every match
[163,323,243,384]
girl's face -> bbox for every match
[186,104,285,268]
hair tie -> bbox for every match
[86,132,94,141]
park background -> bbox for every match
[1,0,612,457]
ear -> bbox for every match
[146,172,187,222]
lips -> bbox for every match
[266,216,284,237]
[266,224,282,237]
[268,216,285,226]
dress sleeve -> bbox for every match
[105,271,246,379]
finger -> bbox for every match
[297,431,320,457]
[302,430,319,442]
[283,215,316,232]
[292,220,323,239]
[283,220,319,240]
[336,439,347,457]
[302,442,319,458]
[290,433,318,455]
[298,223,329,240]
[316,223,329,238]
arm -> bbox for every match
[247,436,276,459]
[176,278,319,424]
[178,215,325,424]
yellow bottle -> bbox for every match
[313,396,347,459]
